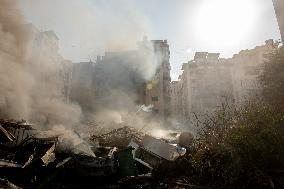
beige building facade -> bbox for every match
[170,40,278,128]
[273,0,284,41]
[229,39,278,104]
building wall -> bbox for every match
[183,53,234,125]
[170,81,182,123]
[76,39,171,122]
[92,50,146,112]
[230,39,278,104]
[70,61,95,112]
[140,40,171,122]
[273,0,284,41]
[170,40,278,128]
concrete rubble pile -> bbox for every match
[0,119,192,188]
[90,126,145,148]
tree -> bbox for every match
[260,47,284,111]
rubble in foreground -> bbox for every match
[0,119,192,188]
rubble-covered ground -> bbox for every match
[1,111,283,189]
[0,119,193,189]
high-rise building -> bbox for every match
[170,40,278,131]
[273,0,284,41]
[138,40,171,122]
[84,38,172,122]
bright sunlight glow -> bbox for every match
[193,0,257,48]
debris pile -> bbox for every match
[90,126,144,148]
[0,119,190,188]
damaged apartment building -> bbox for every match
[138,39,171,122]
[70,38,171,122]
[170,39,279,128]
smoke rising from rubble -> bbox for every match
[0,0,82,127]
[84,41,166,131]
[0,0,31,119]
[18,0,166,130]
[0,0,166,136]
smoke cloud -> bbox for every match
[0,0,81,127]
[0,0,166,135]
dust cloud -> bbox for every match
[0,0,165,136]
[0,0,81,127]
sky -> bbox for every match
[20,0,281,80]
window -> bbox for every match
[152,96,158,101]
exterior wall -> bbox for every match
[140,40,171,122]
[70,62,95,112]
[170,40,278,128]
[184,56,234,123]
[170,81,182,123]
[230,39,278,104]
[273,0,284,41]
[85,39,171,122]
[61,60,73,101]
